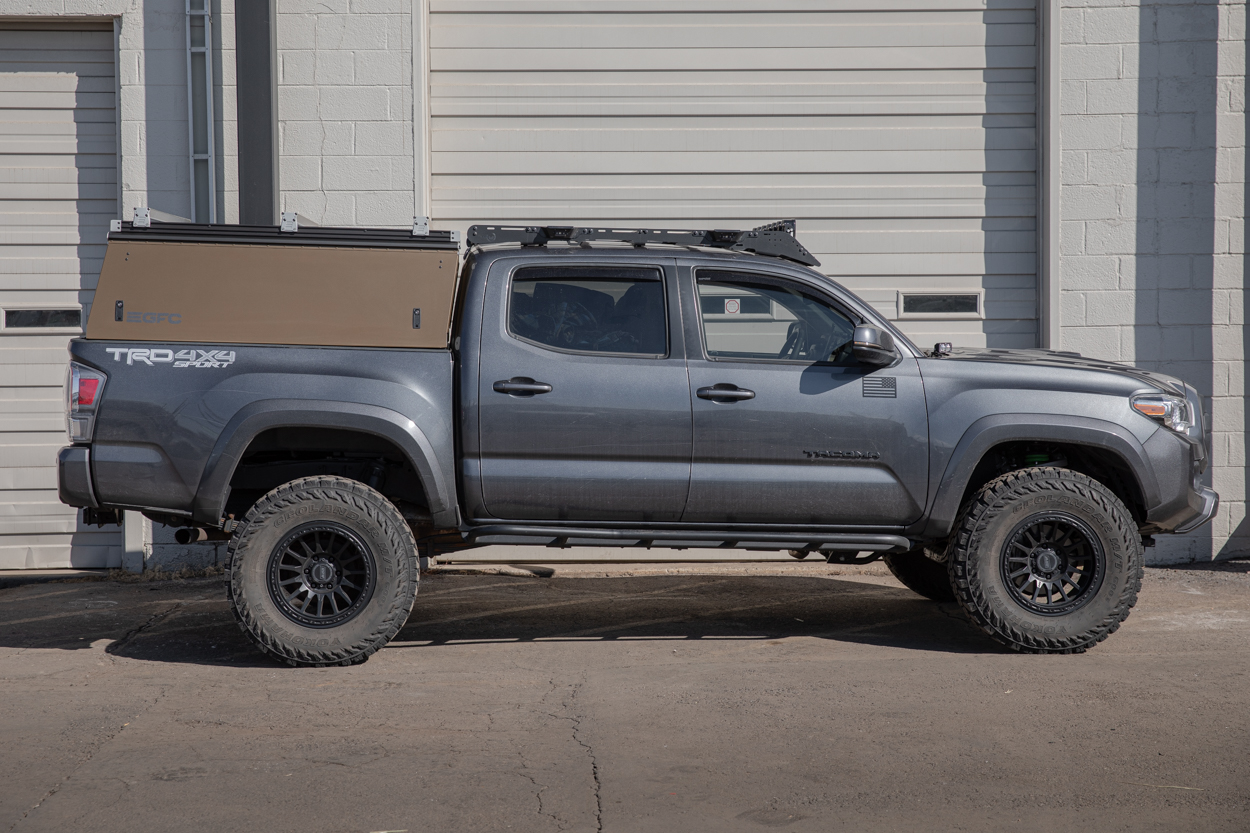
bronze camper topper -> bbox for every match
[88,222,460,349]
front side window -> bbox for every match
[509,266,667,356]
[696,270,858,365]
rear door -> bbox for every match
[680,266,929,525]
[476,259,692,521]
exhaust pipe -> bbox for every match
[174,527,231,544]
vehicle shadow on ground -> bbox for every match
[0,574,1002,666]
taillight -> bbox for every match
[66,362,106,442]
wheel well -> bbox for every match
[958,441,1147,527]
[225,427,430,523]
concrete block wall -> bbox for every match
[1060,0,1246,562]
[276,0,414,226]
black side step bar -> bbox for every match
[464,525,911,553]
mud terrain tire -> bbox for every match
[949,467,1142,654]
[226,476,418,667]
[884,548,955,602]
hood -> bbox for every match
[938,347,1189,396]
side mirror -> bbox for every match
[852,325,899,367]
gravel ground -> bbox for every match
[1,559,1247,832]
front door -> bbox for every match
[477,261,691,521]
[682,267,928,526]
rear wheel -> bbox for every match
[949,467,1142,654]
[226,476,419,667]
[883,548,955,602]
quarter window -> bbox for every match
[508,266,667,356]
[696,270,858,365]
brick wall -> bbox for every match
[1060,0,1246,563]
[276,0,414,227]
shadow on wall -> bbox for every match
[1135,2,1220,561]
[981,0,1041,349]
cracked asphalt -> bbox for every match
[2,559,1249,832]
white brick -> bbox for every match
[319,86,390,120]
[1085,78,1139,114]
[355,189,416,226]
[1061,221,1087,256]
[281,156,322,191]
[1085,219,1136,255]
[1062,255,1120,289]
[318,14,388,50]
[315,50,356,85]
[323,156,393,190]
[355,50,408,85]
[281,50,315,85]
[1062,115,1124,150]
[1062,290,1087,326]
[1084,149,1139,185]
[1083,7,1140,45]
[1063,186,1120,221]
[1061,7,1084,44]
[1086,290,1136,325]
[1063,45,1123,81]
[355,120,411,155]
[1063,326,1124,361]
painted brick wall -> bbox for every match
[276,0,414,227]
[1060,0,1246,563]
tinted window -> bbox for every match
[509,267,667,356]
[696,271,857,365]
[4,309,81,328]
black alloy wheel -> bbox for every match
[268,523,376,628]
[1000,513,1105,616]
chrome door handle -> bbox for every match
[697,384,755,402]
[493,377,553,396]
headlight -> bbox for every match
[1131,393,1191,433]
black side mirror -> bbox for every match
[852,325,899,367]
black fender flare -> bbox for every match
[191,399,456,527]
[919,413,1160,539]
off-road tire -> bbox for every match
[883,548,955,602]
[226,476,419,667]
[949,467,1142,654]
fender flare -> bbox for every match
[191,399,455,527]
[920,413,1160,539]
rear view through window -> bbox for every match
[508,266,667,356]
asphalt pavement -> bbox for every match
[2,559,1248,832]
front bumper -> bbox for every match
[1173,486,1219,534]
[57,445,98,508]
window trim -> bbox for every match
[693,268,863,366]
[505,264,671,360]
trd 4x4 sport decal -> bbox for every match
[104,347,236,368]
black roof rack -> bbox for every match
[107,220,460,251]
[465,220,820,267]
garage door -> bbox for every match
[429,0,1037,349]
[0,23,122,568]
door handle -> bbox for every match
[697,384,755,402]
[493,377,553,396]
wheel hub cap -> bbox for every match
[1034,548,1061,574]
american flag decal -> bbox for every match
[862,376,897,398]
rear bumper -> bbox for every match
[57,446,98,508]
[1173,486,1219,535]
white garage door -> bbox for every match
[429,0,1037,349]
[0,23,122,569]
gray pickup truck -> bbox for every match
[58,219,1217,665]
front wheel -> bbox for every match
[226,476,419,667]
[949,467,1143,654]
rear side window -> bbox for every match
[508,266,667,357]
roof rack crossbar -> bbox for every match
[465,220,820,267]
